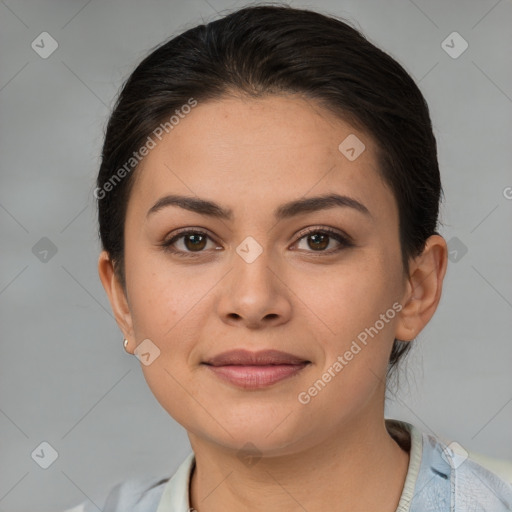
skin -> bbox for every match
[99,94,447,511]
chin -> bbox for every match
[197,415,313,456]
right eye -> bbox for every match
[160,229,222,257]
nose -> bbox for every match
[216,245,292,330]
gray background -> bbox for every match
[0,0,511,510]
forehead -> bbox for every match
[129,94,396,222]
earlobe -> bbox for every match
[97,251,135,347]
[395,235,448,342]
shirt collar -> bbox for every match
[156,451,195,512]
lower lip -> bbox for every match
[203,363,309,389]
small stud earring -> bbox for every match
[123,339,129,350]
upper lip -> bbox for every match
[203,349,310,366]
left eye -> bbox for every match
[294,228,352,253]
[161,228,352,257]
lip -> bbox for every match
[202,349,311,390]
[204,349,309,366]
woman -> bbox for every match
[78,4,512,511]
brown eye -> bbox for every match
[162,227,353,258]
[161,229,219,257]
[306,232,330,251]
[182,233,207,251]
[294,228,353,253]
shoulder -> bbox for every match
[417,428,512,511]
[65,474,170,512]
[63,452,195,512]
[449,450,512,510]
[103,475,171,511]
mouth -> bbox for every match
[201,349,311,389]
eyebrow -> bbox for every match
[146,193,371,221]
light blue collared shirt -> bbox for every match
[71,421,512,511]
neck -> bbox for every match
[188,407,410,512]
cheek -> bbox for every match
[294,266,399,416]
[298,254,401,340]
[127,260,200,341]
[295,250,403,396]
[124,255,213,428]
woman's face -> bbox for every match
[112,95,411,455]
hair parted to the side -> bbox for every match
[96,3,442,378]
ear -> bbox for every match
[395,235,448,342]
[98,251,135,352]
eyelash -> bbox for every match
[160,227,354,258]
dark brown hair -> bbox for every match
[96,3,442,375]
